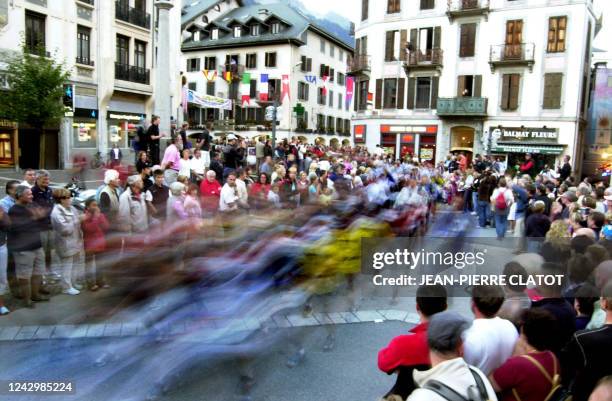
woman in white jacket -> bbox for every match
[50,188,84,295]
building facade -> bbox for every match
[584,63,612,175]
[0,0,182,169]
[180,1,354,147]
[351,0,596,175]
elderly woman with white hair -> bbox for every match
[167,182,188,220]
[118,175,148,234]
[99,169,121,228]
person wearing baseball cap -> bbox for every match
[407,311,498,401]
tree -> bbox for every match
[0,45,70,135]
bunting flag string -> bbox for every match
[259,74,269,101]
[240,72,251,107]
[321,75,329,96]
[281,74,290,103]
[304,75,317,84]
[345,76,355,110]
[202,69,217,82]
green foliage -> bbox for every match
[0,45,70,128]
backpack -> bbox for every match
[422,367,491,401]
[512,353,572,401]
[495,189,507,211]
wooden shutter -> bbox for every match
[460,24,476,57]
[385,31,394,61]
[501,74,510,110]
[362,0,368,20]
[457,76,466,97]
[397,78,405,109]
[407,77,416,109]
[474,75,482,97]
[509,74,520,110]
[409,29,418,52]
[355,38,361,57]
[543,73,562,109]
[375,79,383,109]
[320,63,325,77]
[250,80,257,98]
[362,36,368,54]
[399,30,407,61]
[431,76,439,109]
[433,26,441,49]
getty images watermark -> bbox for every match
[361,237,565,296]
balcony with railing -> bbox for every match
[346,54,371,78]
[489,43,535,72]
[115,63,150,85]
[75,56,94,66]
[446,0,489,21]
[436,97,488,117]
[403,48,443,74]
[115,1,151,29]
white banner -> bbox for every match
[187,89,232,110]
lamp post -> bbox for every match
[154,0,174,137]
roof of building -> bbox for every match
[181,0,244,28]
[181,2,354,52]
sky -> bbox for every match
[301,0,361,23]
[593,0,612,61]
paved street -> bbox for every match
[0,210,514,401]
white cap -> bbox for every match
[227,134,237,140]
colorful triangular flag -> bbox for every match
[304,75,317,84]
[281,74,290,103]
[321,76,329,96]
[203,70,217,82]
[259,74,269,101]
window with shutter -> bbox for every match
[547,16,567,53]
[457,76,467,97]
[375,79,383,109]
[420,0,434,10]
[400,30,408,61]
[543,73,563,109]
[397,78,405,109]
[383,78,398,108]
[474,75,482,97]
[459,24,476,57]
[407,78,416,109]
[431,76,439,109]
[387,0,400,13]
[206,81,215,96]
[362,0,368,20]
[306,58,312,71]
[501,74,520,110]
[329,90,334,107]
[415,78,432,109]
[385,31,396,61]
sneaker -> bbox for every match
[0,306,10,315]
[62,287,80,296]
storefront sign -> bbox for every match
[381,125,438,134]
[354,125,366,143]
[491,127,558,143]
[109,113,143,121]
[187,89,232,110]
[490,145,564,155]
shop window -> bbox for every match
[73,122,97,148]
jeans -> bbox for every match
[495,214,508,239]
[463,189,472,212]
[0,244,7,296]
[477,200,489,227]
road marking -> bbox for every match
[0,309,420,342]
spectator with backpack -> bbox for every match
[407,311,498,401]
[490,177,514,239]
[490,308,566,401]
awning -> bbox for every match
[491,144,565,155]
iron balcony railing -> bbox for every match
[346,54,371,75]
[447,0,489,11]
[406,48,443,66]
[489,43,535,63]
[76,56,94,66]
[115,1,151,29]
[436,97,488,117]
[115,63,150,84]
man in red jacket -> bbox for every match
[200,170,221,214]
[378,285,448,400]
[519,153,535,177]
